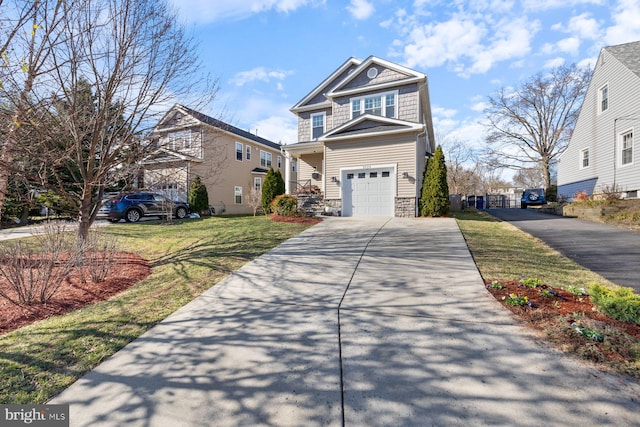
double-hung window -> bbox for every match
[622,131,633,165]
[246,145,251,160]
[277,156,282,169]
[254,177,262,192]
[260,151,272,168]
[580,148,589,169]
[599,84,609,113]
[351,91,397,119]
[311,113,325,139]
[234,186,242,204]
[235,142,243,161]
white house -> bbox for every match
[558,41,640,200]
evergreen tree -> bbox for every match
[420,145,450,217]
[262,168,278,213]
[188,175,209,215]
[274,169,285,196]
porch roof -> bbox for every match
[282,141,324,156]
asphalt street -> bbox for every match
[487,208,640,293]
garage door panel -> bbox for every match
[342,168,394,217]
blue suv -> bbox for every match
[97,192,189,223]
[521,188,546,209]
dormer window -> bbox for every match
[351,91,397,119]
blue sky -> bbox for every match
[168,0,640,150]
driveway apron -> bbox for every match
[51,218,640,426]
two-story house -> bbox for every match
[284,56,435,217]
[558,41,640,200]
[142,104,285,215]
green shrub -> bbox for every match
[270,194,299,217]
[262,168,284,213]
[589,284,640,325]
[188,176,209,214]
[420,145,449,217]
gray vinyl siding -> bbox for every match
[324,134,417,200]
[558,48,640,198]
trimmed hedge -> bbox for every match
[589,284,640,325]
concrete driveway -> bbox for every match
[51,217,640,426]
[488,208,640,293]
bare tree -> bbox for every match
[484,64,591,190]
[512,168,545,189]
[246,186,262,216]
[0,0,66,220]
[3,0,216,239]
[440,136,477,195]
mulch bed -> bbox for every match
[485,279,640,339]
[0,252,151,335]
[269,214,323,225]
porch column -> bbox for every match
[284,150,291,194]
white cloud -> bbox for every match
[522,0,604,12]
[252,115,298,145]
[605,0,640,45]
[432,106,458,119]
[168,0,325,23]
[556,37,580,54]
[544,57,566,68]
[347,0,374,20]
[401,13,538,77]
[230,67,295,86]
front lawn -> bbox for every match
[0,216,314,404]
[455,210,640,378]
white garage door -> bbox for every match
[342,168,395,216]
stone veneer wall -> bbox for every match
[395,197,416,217]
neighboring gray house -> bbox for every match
[558,41,640,200]
[284,56,435,217]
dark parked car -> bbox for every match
[521,188,546,209]
[97,192,189,223]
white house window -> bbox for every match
[291,160,297,172]
[351,91,398,119]
[246,145,251,160]
[167,130,191,150]
[260,151,272,168]
[254,177,262,191]
[621,130,633,165]
[599,84,609,113]
[311,113,325,139]
[277,155,282,169]
[580,148,589,168]
[235,142,243,161]
[234,186,243,204]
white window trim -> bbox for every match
[350,90,398,120]
[246,145,251,161]
[277,155,282,169]
[580,147,589,169]
[235,142,243,162]
[310,112,326,140]
[620,128,634,167]
[254,177,262,191]
[260,150,273,168]
[234,186,243,204]
[598,83,609,114]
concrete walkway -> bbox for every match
[51,218,640,426]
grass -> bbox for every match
[453,210,612,289]
[454,210,640,378]
[0,216,313,404]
